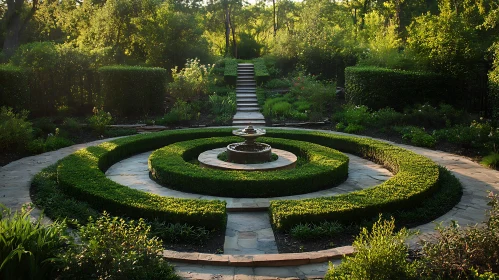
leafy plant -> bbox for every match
[158,99,194,125]
[0,204,67,280]
[208,92,236,125]
[291,221,344,240]
[169,58,214,102]
[481,152,499,169]
[57,213,180,280]
[397,126,437,148]
[417,192,499,279]
[325,217,417,280]
[149,221,211,245]
[88,107,112,135]
[0,106,33,152]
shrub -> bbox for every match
[0,204,67,280]
[264,78,291,89]
[397,126,437,148]
[418,192,499,279]
[57,213,180,280]
[325,217,418,280]
[209,92,236,125]
[0,107,32,152]
[253,58,270,84]
[238,33,262,59]
[149,136,349,197]
[345,66,461,111]
[168,58,213,102]
[291,221,344,240]
[0,65,29,110]
[56,129,229,229]
[490,60,499,121]
[87,107,112,135]
[267,129,440,230]
[157,99,193,125]
[44,134,74,152]
[482,152,499,169]
[99,65,166,116]
[149,221,211,245]
[289,73,335,118]
[223,58,237,86]
[272,101,293,119]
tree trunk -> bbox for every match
[224,1,230,56]
[273,0,276,37]
[229,9,237,58]
[2,0,38,58]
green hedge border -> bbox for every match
[148,136,349,198]
[253,58,270,85]
[265,130,440,230]
[55,128,440,231]
[224,59,237,86]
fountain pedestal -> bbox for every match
[227,125,271,164]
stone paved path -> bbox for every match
[232,63,265,127]
[1,128,498,279]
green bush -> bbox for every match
[253,58,270,84]
[417,192,499,279]
[289,73,335,119]
[490,57,499,121]
[168,58,213,102]
[397,126,437,148]
[481,152,499,169]
[87,107,113,135]
[264,78,291,89]
[0,107,33,152]
[209,92,236,125]
[57,213,180,280]
[272,101,293,119]
[0,204,67,280]
[291,221,344,240]
[325,217,418,280]
[99,65,166,116]
[267,129,440,230]
[56,129,229,229]
[238,33,262,59]
[345,66,461,111]
[157,99,193,125]
[0,65,29,110]
[149,136,349,197]
[224,58,237,86]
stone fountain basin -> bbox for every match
[227,142,271,164]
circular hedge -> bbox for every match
[54,128,441,231]
[148,136,349,198]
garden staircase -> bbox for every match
[232,63,266,127]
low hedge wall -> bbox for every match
[55,127,440,231]
[253,58,270,85]
[345,66,461,111]
[57,129,231,229]
[224,59,237,86]
[148,137,349,197]
[99,66,167,117]
[265,130,440,230]
[0,65,29,110]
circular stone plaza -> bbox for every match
[1,127,498,279]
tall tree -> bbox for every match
[2,0,38,57]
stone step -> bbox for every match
[232,120,266,126]
[237,102,259,108]
[237,107,261,112]
[236,94,257,98]
[237,65,254,68]
[237,77,255,81]
[237,87,256,91]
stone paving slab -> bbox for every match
[2,127,499,278]
[105,151,393,208]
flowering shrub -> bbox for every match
[88,107,112,135]
[169,58,214,101]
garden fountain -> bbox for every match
[227,125,271,164]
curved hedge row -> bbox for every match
[265,130,440,230]
[56,129,232,229]
[345,66,461,111]
[148,137,349,198]
[55,127,440,231]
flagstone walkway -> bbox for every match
[0,128,498,279]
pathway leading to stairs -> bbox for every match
[232,63,266,127]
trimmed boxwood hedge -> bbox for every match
[224,59,237,86]
[56,129,232,229]
[55,127,441,231]
[99,66,167,116]
[253,58,270,85]
[148,136,349,198]
[0,65,29,110]
[265,130,440,230]
[345,66,462,111]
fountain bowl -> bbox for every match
[227,142,272,163]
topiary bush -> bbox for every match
[149,136,349,197]
[253,58,270,85]
[0,107,33,152]
[99,66,167,116]
[345,66,462,111]
[224,58,237,86]
[266,129,440,230]
[0,65,29,111]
